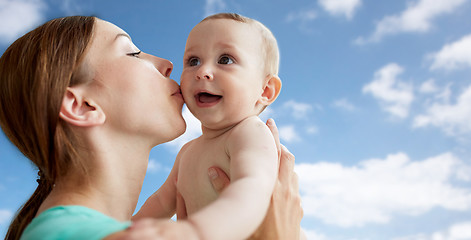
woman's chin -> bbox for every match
[166,121,187,142]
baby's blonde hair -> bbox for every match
[202,13,280,77]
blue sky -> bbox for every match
[1,0,471,239]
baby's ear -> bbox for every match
[258,75,282,106]
[59,87,106,127]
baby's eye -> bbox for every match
[188,57,200,66]
[218,55,234,65]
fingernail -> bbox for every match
[208,168,218,180]
[281,145,291,153]
[267,118,275,126]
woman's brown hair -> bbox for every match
[0,16,96,239]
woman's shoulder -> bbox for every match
[20,205,131,240]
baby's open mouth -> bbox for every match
[196,92,222,104]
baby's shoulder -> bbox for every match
[228,116,270,140]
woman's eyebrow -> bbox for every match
[114,33,131,42]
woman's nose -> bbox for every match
[147,53,173,77]
[158,58,173,77]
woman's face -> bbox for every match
[83,19,186,144]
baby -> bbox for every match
[136,13,283,240]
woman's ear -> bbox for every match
[258,75,282,106]
[59,87,105,127]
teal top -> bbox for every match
[21,206,131,240]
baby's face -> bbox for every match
[181,19,267,129]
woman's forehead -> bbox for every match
[85,19,131,63]
[93,20,128,45]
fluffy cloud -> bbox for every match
[204,0,226,17]
[318,0,362,20]
[282,100,315,119]
[0,0,45,44]
[165,106,202,151]
[286,9,317,23]
[303,228,327,240]
[147,159,171,174]
[363,63,414,119]
[355,0,467,44]
[295,152,471,227]
[428,34,471,71]
[413,85,471,136]
[279,125,301,143]
[393,221,471,240]
[419,79,439,94]
[332,98,356,111]
[0,209,13,226]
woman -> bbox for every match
[0,16,303,239]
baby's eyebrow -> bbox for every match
[215,42,236,49]
[184,46,198,54]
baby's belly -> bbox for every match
[177,153,230,215]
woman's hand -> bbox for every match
[119,219,201,240]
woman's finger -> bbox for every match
[266,119,281,159]
[278,144,295,182]
[208,166,230,193]
[176,191,187,220]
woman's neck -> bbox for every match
[38,135,152,222]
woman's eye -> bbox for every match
[188,57,200,66]
[128,51,141,58]
[218,55,234,65]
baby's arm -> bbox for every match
[132,145,186,220]
[188,117,279,240]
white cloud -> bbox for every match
[332,98,356,111]
[165,106,202,151]
[354,0,467,44]
[259,106,275,123]
[147,159,170,174]
[286,8,317,23]
[282,100,314,119]
[58,0,88,15]
[279,125,301,143]
[285,8,318,34]
[0,0,46,44]
[306,125,318,135]
[0,209,13,225]
[303,228,327,240]
[436,83,453,103]
[204,0,226,17]
[429,34,471,71]
[393,221,471,240]
[419,79,439,94]
[318,0,362,20]
[447,222,471,240]
[295,152,471,227]
[363,63,414,119]
[413,85,471,136]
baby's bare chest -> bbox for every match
[177,139,231,214]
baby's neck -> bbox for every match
[201,123,237,139]
[200,116,259,139]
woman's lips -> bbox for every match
[172,89,184,102]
